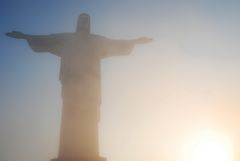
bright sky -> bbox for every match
[1,1,240,161]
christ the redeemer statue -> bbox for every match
[6,13,152,161]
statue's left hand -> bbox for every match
[5,31,26,39]
[134,37,153,44]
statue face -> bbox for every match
[76,13,90,34]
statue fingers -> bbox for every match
[5,31,24,39]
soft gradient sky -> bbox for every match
[2,1,240,161]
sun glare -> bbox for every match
[182,130,234,161]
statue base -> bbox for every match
[51,157,107,161]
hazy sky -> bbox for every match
[2,1,240,161]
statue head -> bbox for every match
[76,13,90,34]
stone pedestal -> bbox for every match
[51,157,107,161]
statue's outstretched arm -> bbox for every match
[98,36,152,58]
[6,31,63,56]
[5,31,53,40]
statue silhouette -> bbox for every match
[6,13,152,161]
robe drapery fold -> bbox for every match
[26,33,135,158]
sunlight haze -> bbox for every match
[1,1,240,161]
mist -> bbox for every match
[2,1,240,161]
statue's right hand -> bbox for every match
[5,31,26,39]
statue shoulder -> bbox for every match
[90,34,112,45]
[90,34,106,40]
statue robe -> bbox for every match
[26,33,134,159]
